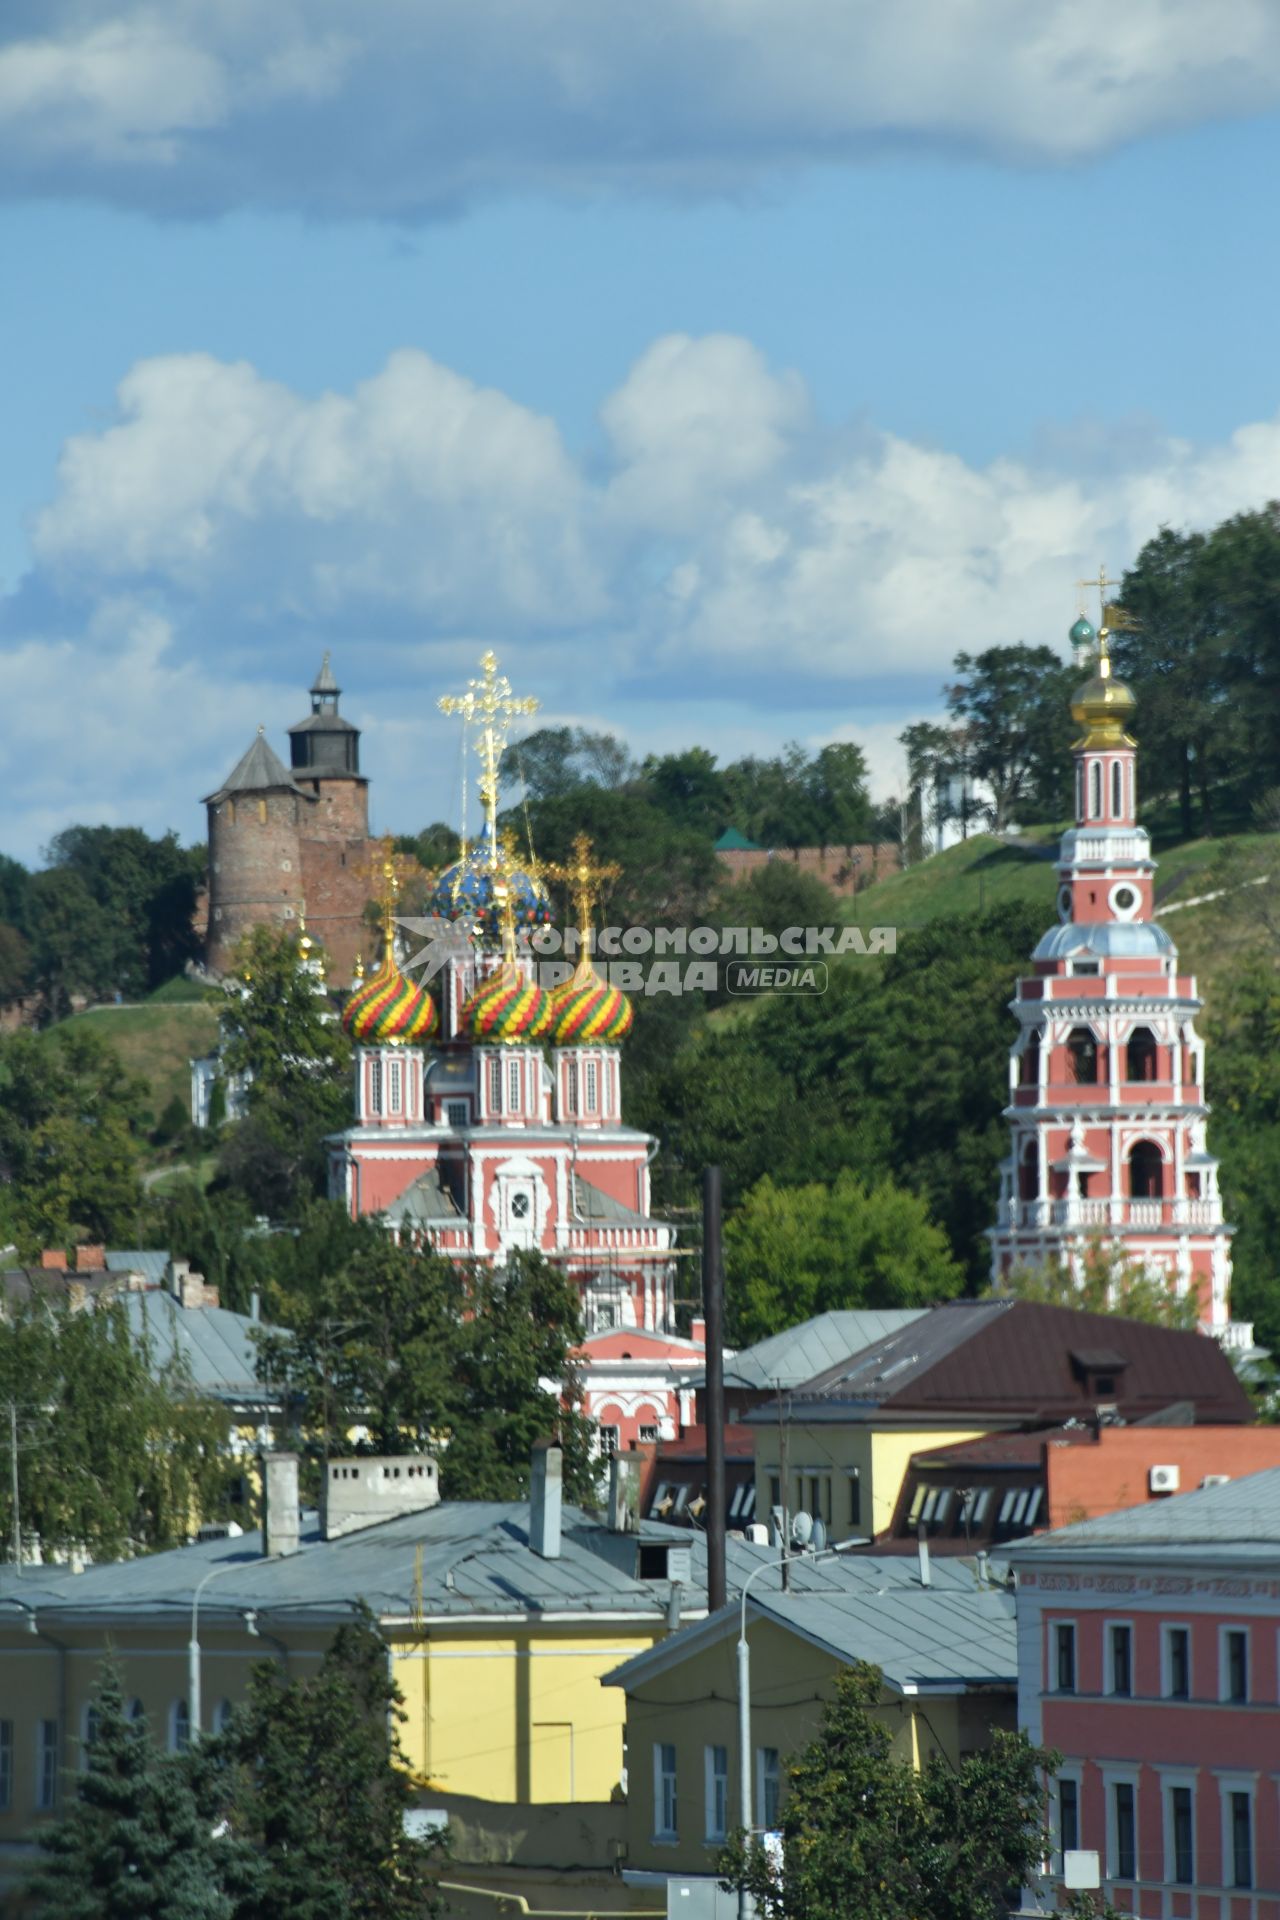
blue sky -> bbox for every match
[3,3,1280,862]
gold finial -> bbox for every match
[298,911,313,954]
[546,833,622,958]
[376,833,401,962]
[438,651,540,864]
[1076,564,1139,680]
[354,953,365,983]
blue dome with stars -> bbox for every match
[428,850,553,938]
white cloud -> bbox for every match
[1,2,1279,216]
[9,329,1280,858]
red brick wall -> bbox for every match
[1047,1427,1280,1530]
[206,792,307,973]
[295,774,369,842]
[717,844,901,898]
[298,834,377,982]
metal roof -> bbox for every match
[203,731,307,804]
[604,1558,1015,1694]
[1033,921,1175,962]
[571,1173,649,1226]
[388,1170,463,1225]
[105,1250,172,1286]
[712,1311,927,1393]
[1009,1465,1280,1558]
[120,1292,280,1408]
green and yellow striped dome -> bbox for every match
[551,960,634,1046]
[341,958,438,1045]
[461,962,553,1044]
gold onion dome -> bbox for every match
[461,962,553,1043]
[551,958,634,1045]
[342,956,438,1045]
[1070,617,1136,750]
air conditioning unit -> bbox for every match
[1149,1464,1180,1494]
[1200,1473,1231,1489]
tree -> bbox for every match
[217,926,351,1211]
[0,1297,236,1561]
[502,725,633,800]
[0,920,32,1001]
[27,1662,242,1920]
[206,1610,445,1920]
[721,1662,1057,1920]
[0,1024,148,1254]
[25,868,114,1019]
[726,1172,964,1342]
[946,644,1078,829]
[992,1240,1200,1330]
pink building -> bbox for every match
[1011,1469,1280,1916]
[990,612,1237,1335]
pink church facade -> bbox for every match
[990,619,1234,1331]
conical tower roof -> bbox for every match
[203,728,307,805]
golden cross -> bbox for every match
[438,650,540,859]
[545,833,623,952]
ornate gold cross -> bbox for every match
[546,833,622,953]
[438,651,540,858]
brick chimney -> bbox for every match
[261,1452,300,1559]
[72,1246,106,1272]
[40,1250,67,1270]
[529,1441,563,1560]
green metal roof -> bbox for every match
[714,827,762,851]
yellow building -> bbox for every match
[753,1414,993,1538]
[604,1551,1017,1880]
[0,1449,688,1899]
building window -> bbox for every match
[654,1743,678,1840]
[1054,1622,1076,1693]
[1058,1776,1080,1857]
[0,1720,11,1811]
[705,1745,729,1843]
[598,1424,620,1459]
[1229,1789,1253,1889]
[803,1473,833,1525]
[129,1699,146,1725]
[1223,1628,1249,1703]
[1108,1624,1132,1697]
[1111,760,1123,817]
[1090,761,1102,819]
[585,1057,599,1113]
[37,1720,58,1812]
[369,1056,383,1116]
[566,1060,579,1115]
[80,1704,100,1767]
[1067,1028,1099,1084]
[1129,1140,1164,1200]
[757,1747,781,1832]
[1164,1625,1190,1699]
[848,1472,862,1529]
[507,1057,521,1114]
[1126,1027,1158,1082]
[446,1100,468,1128]
[488,1055,503,1114]
[214,1700,234,1734]
[387,1056,403,1115]
[169,1700,190,1754]
[1075,763,1084,821]
[639,1424,660,1443]
[1112,1781,1136,1882]
[1169,1786,1194,1885]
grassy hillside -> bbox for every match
[54,998,220,1127]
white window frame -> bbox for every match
[1219,1623,1250,1703]
[37,1719,58,1812]
[653,1742,678,1842]
[507,1056,521,1115]
[704,1744,729,1844]
[214,1699,235,1734]
[1159,1770,1196,1887]
[387,1054,403,1115]
[1218,1773,1258,1892]
[1105,1618,1134,1697]
[584,1057,599,1114]
[756,1746,781,1833]
[446,1099,469,1129]
[1051,1619,1077,1694]
[0,1719,11,1811]
[488,1054,503,1115]
[1103,1767,1140,1885]
[1162,1622,1191,1699]
[565,1059,579,1116]
[369,1054,383,1116]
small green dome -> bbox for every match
[1069,616,1096,649]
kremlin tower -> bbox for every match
[329,652,696,1449]
[990,602,1236,1333]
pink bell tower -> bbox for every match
[990,602,1238,1335]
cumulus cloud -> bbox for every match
[8,329,1280,856]
[2,1,1280,216]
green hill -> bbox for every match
[51,998,220,1129]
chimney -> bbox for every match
[321,1455,439,1540]
[530,1441,563,1560]
[261,1452,300,1559]
[249,1290,261,1323]
[40,1250,67,1271]
[608,1453,639,1534]
[690,1315,706,1348]
[916,1522,931,1588]
[72,1245,106,1272]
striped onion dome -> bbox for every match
[341,957,438,1045]
[550,959,634,1046]
[461,962,553,1044]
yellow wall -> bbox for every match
[619,1616,1001,1876]
[754,1423,993,1538]
[0,1612,664,1855]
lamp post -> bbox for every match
[189,1559,256,1741]
[736,1541,858,1920]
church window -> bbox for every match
[1126,1028,1158,1082]
[1021,1039,1040,1087]
[446,1100,468,1128]
[258,799,268,824]
[585,1059,599,1113]
[507,1058,522,1113]
[1019,1142,1038,1201]
[510,1190,531,1221]
[1075,764,1083,820]
[1089,762,1102,818]
[1067,1028,1099,1084]
[387,1056,403,1114]
[488,1055,503,1114]
[369,1056,383,1116]
[1112,761,1123,816]
[566,1060,580,1116]
[1129,1141,1164,1199]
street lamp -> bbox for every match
[189,1559,258,1741]
[736,1541,859,1920]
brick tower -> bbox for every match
[989,609,1234,1330]
[203,659,375,979]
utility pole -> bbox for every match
[702,1166,727,1614]
[776,1383,790,1592]
[9,1401,19,1575]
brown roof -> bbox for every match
[781,1299,1251,1427]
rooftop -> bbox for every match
[1009,1465,1280,1560]
[203,731,307,804]
[709,1309,927,1394]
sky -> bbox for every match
[4,2,1280,863]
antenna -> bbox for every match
[790,1510,813,1548]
